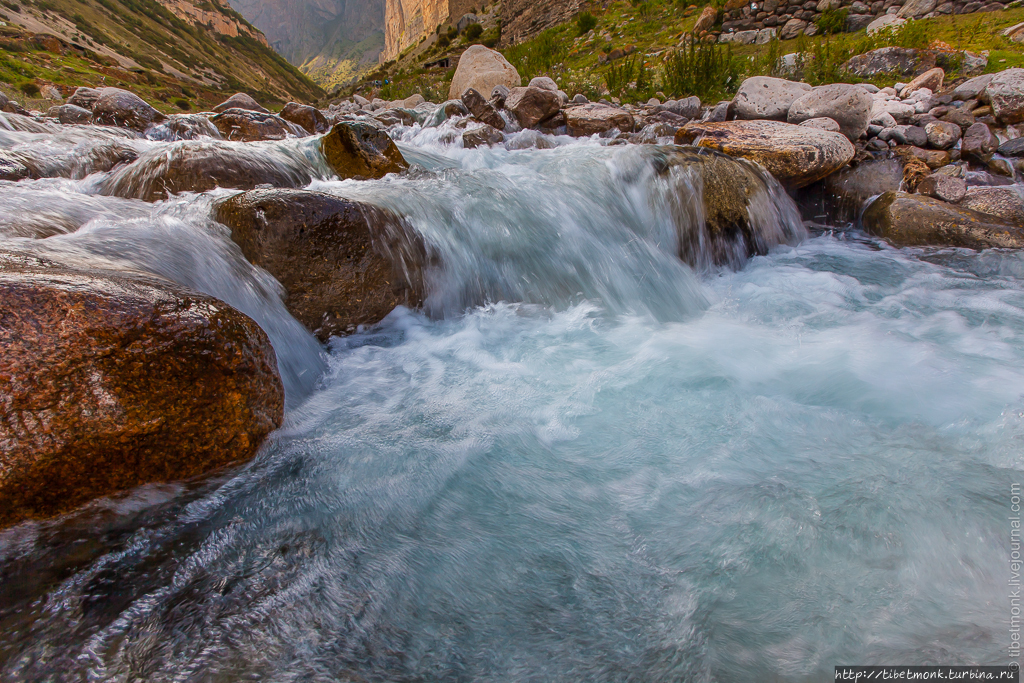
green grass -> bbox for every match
[350,0,1024,106]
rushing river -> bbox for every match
[0,113,1020,681]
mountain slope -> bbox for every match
[0,0,323,110]
[227,0,384,90]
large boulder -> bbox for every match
[564,103,635,136]
[67,86,102,110]
[505,86,561,128]
[959,187,1024,226]
[212,92,269,114]
[448,46,522,101]
[897,0,937,18]
[100,141,313,202]
[866,14,906,35]
[320,121,409,180]
[693,5,717,34]
[461,88,506,130]
[986,69,1024,124]
[280,102,330,134]
[214,190,425,341]
[211,108,298,141]
[843,47,927,78]
[675,119,855,189]
[862,191,1024,248]
[658,148,804,268]
[951,74,993,101]
[731,76,812,121]
[91,87,166,131]
[0,251,284,527]
[787,84,873,141]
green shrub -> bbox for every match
[504,27,567,78]
[663,39,739,101]
[465,22,483,40]
[438,32,451,47]
[576,11,597,35]
[18,79,38,96]
[816,7,848,35]
[174,97,189,109]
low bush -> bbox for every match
[663,38,739,102]
[576,11,597,36]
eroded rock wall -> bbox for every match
[500,0,580,47]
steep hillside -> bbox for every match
[0,0,323,109]
[227,0,385,90]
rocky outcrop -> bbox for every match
[843,47,929,79]
[986,69,1024,124]
[500,0,580,46]
[214,189,425,341]
[101,141,314,202]
[0,251,283,527]
[564,103,635,136]
[158,0,269,44]
[863,191,1024,249]
[449,46,522,101]
[675,120,855,189]
[732,77,812,121]
[91,88,166,132]
[383,0,450,62]
[320,121,409,179]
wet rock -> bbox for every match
[804,158,904,223]
[986,68,1024,124]
[214,189,424,341]
[448,45,522,100]
[213,92,269,114]
[843,47,927,78]
[67,87,101,110]
[101,141,313,202]
[675,119,855,189]
[924,120,961,149]
[862,191,1024,248]
[658,148,803,268]
[960,122,998,165]
[92,87,166,132]
[799,117,841,132]
[564,103,635,136]
[461,88,506,130]
[788,83,873,141]
[917,173,967,202]
[0,251,284,527]
[463,124,505,148]
[211,109,296,141]
[899,145,951,171]
[0,151,30,182]
[154,113,222,141]
[732,76,811,121]
[901,67,944,97]
[45,104,91,125]
[280,102,330,134]
[320,121,409,180]
[959,186,1024,226]
[505,86,561,128]
[951,74,993,101]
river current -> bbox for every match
[0,113,1019,681]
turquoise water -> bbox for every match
[0,121,1019,681]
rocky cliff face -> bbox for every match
[228,0,384,88]
[500,0,580,47]
[157,0,268,45]
[382,0,448,63]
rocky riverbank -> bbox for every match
[2,42,1023,526]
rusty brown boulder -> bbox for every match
[0,251,284,527]
[211,108,298,141]
[280,102,330,134]
[214,189,425,340]
[320,121,409,180]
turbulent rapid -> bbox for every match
[0,110,1018,682]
